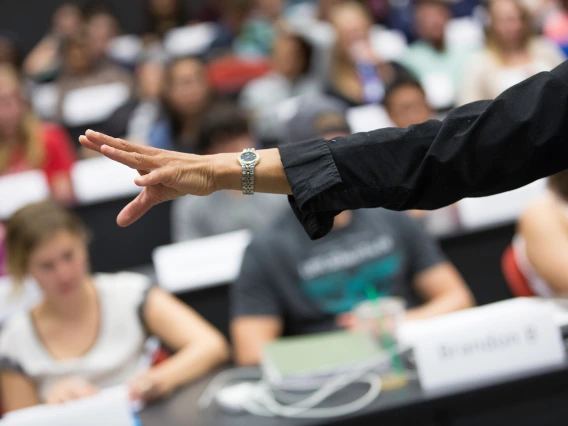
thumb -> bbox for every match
[117,188,156,227]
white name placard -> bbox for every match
[402,298,565,394]
[153,229,252,293]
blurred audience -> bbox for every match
[149,57,211,152]
[83,3,122,64]
[0,65,75,203]
[54,30,134,144]
[543,0,568,56]
[199,0,254,52]
[234,0,285,58]
[459,0,565,104]
[145,0,186,40]
[318,0,347,22]
[171,103,288,242]
[507,171,568,297]
[23,3,83,82]
[230,95,474,365]
[326,2,414,107]
[402,0,472,109]
[0,201,229,411]
[240,32,321,143]
[104,57,166,144]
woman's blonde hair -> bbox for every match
[328,2,373,101]
[0,64,44,174]
[6,200,88,285]
[485,0,534,64]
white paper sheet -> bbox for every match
[71,157,142,205]
[153,229,252,293]
[62,83,131,127]
[164,23,218,58]
[346,104,393,134]
[457,179,547,230]
[2,386,134,426]
[0,170,50,221]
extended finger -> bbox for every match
[117,189,155,227]
[85,130,158,156]
[78,135,101,152]
[101,145,156,171]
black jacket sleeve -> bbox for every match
[278,60,568,240]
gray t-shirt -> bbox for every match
[232,209,446,335]
[171,191,289,242]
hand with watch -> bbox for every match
[78,131,291,226]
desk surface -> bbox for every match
[139,361,568,426]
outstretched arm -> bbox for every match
[80,62,568,238]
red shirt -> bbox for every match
[5,123,76,184]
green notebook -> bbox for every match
[261,331,389,389]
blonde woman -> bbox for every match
[459,0,565,104]
[0,201,228,412]
[0,65,75,203]
[326,2,414,107]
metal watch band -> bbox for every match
[242,164,255,195]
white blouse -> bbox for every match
[0,272,151,402]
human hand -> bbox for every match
[336,312,358,331]
[79,130,217,227]
[129,369,173,403]
[45,377,99,405]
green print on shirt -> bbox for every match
[301,254,402,315]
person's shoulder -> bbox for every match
[519,194,559,234]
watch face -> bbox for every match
[240,151,257,163]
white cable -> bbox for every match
[198,367,262,409]
[252,373,382,418]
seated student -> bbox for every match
[230,95,474,365]
[383,79,432,129]
[0,201,228,412]
[239,32,321,145]
[171,103,288,242]
[0,65,75,204]
[149,57,212,153]
[508,171,568,297]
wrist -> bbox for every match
[212,153,241,192]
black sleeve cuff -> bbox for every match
[278,138,343,240]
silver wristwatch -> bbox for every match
[237,148,261,195]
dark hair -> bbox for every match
[549,170,568,202]
[383,79,426,110]
[286,34,313,76]
[162,56,211,149]
[6,200,88,285]
[0,31,22,68]
[83,1,118,20]
[145,0,185,37]
[415,0,452,13]
[197,103,250,154]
